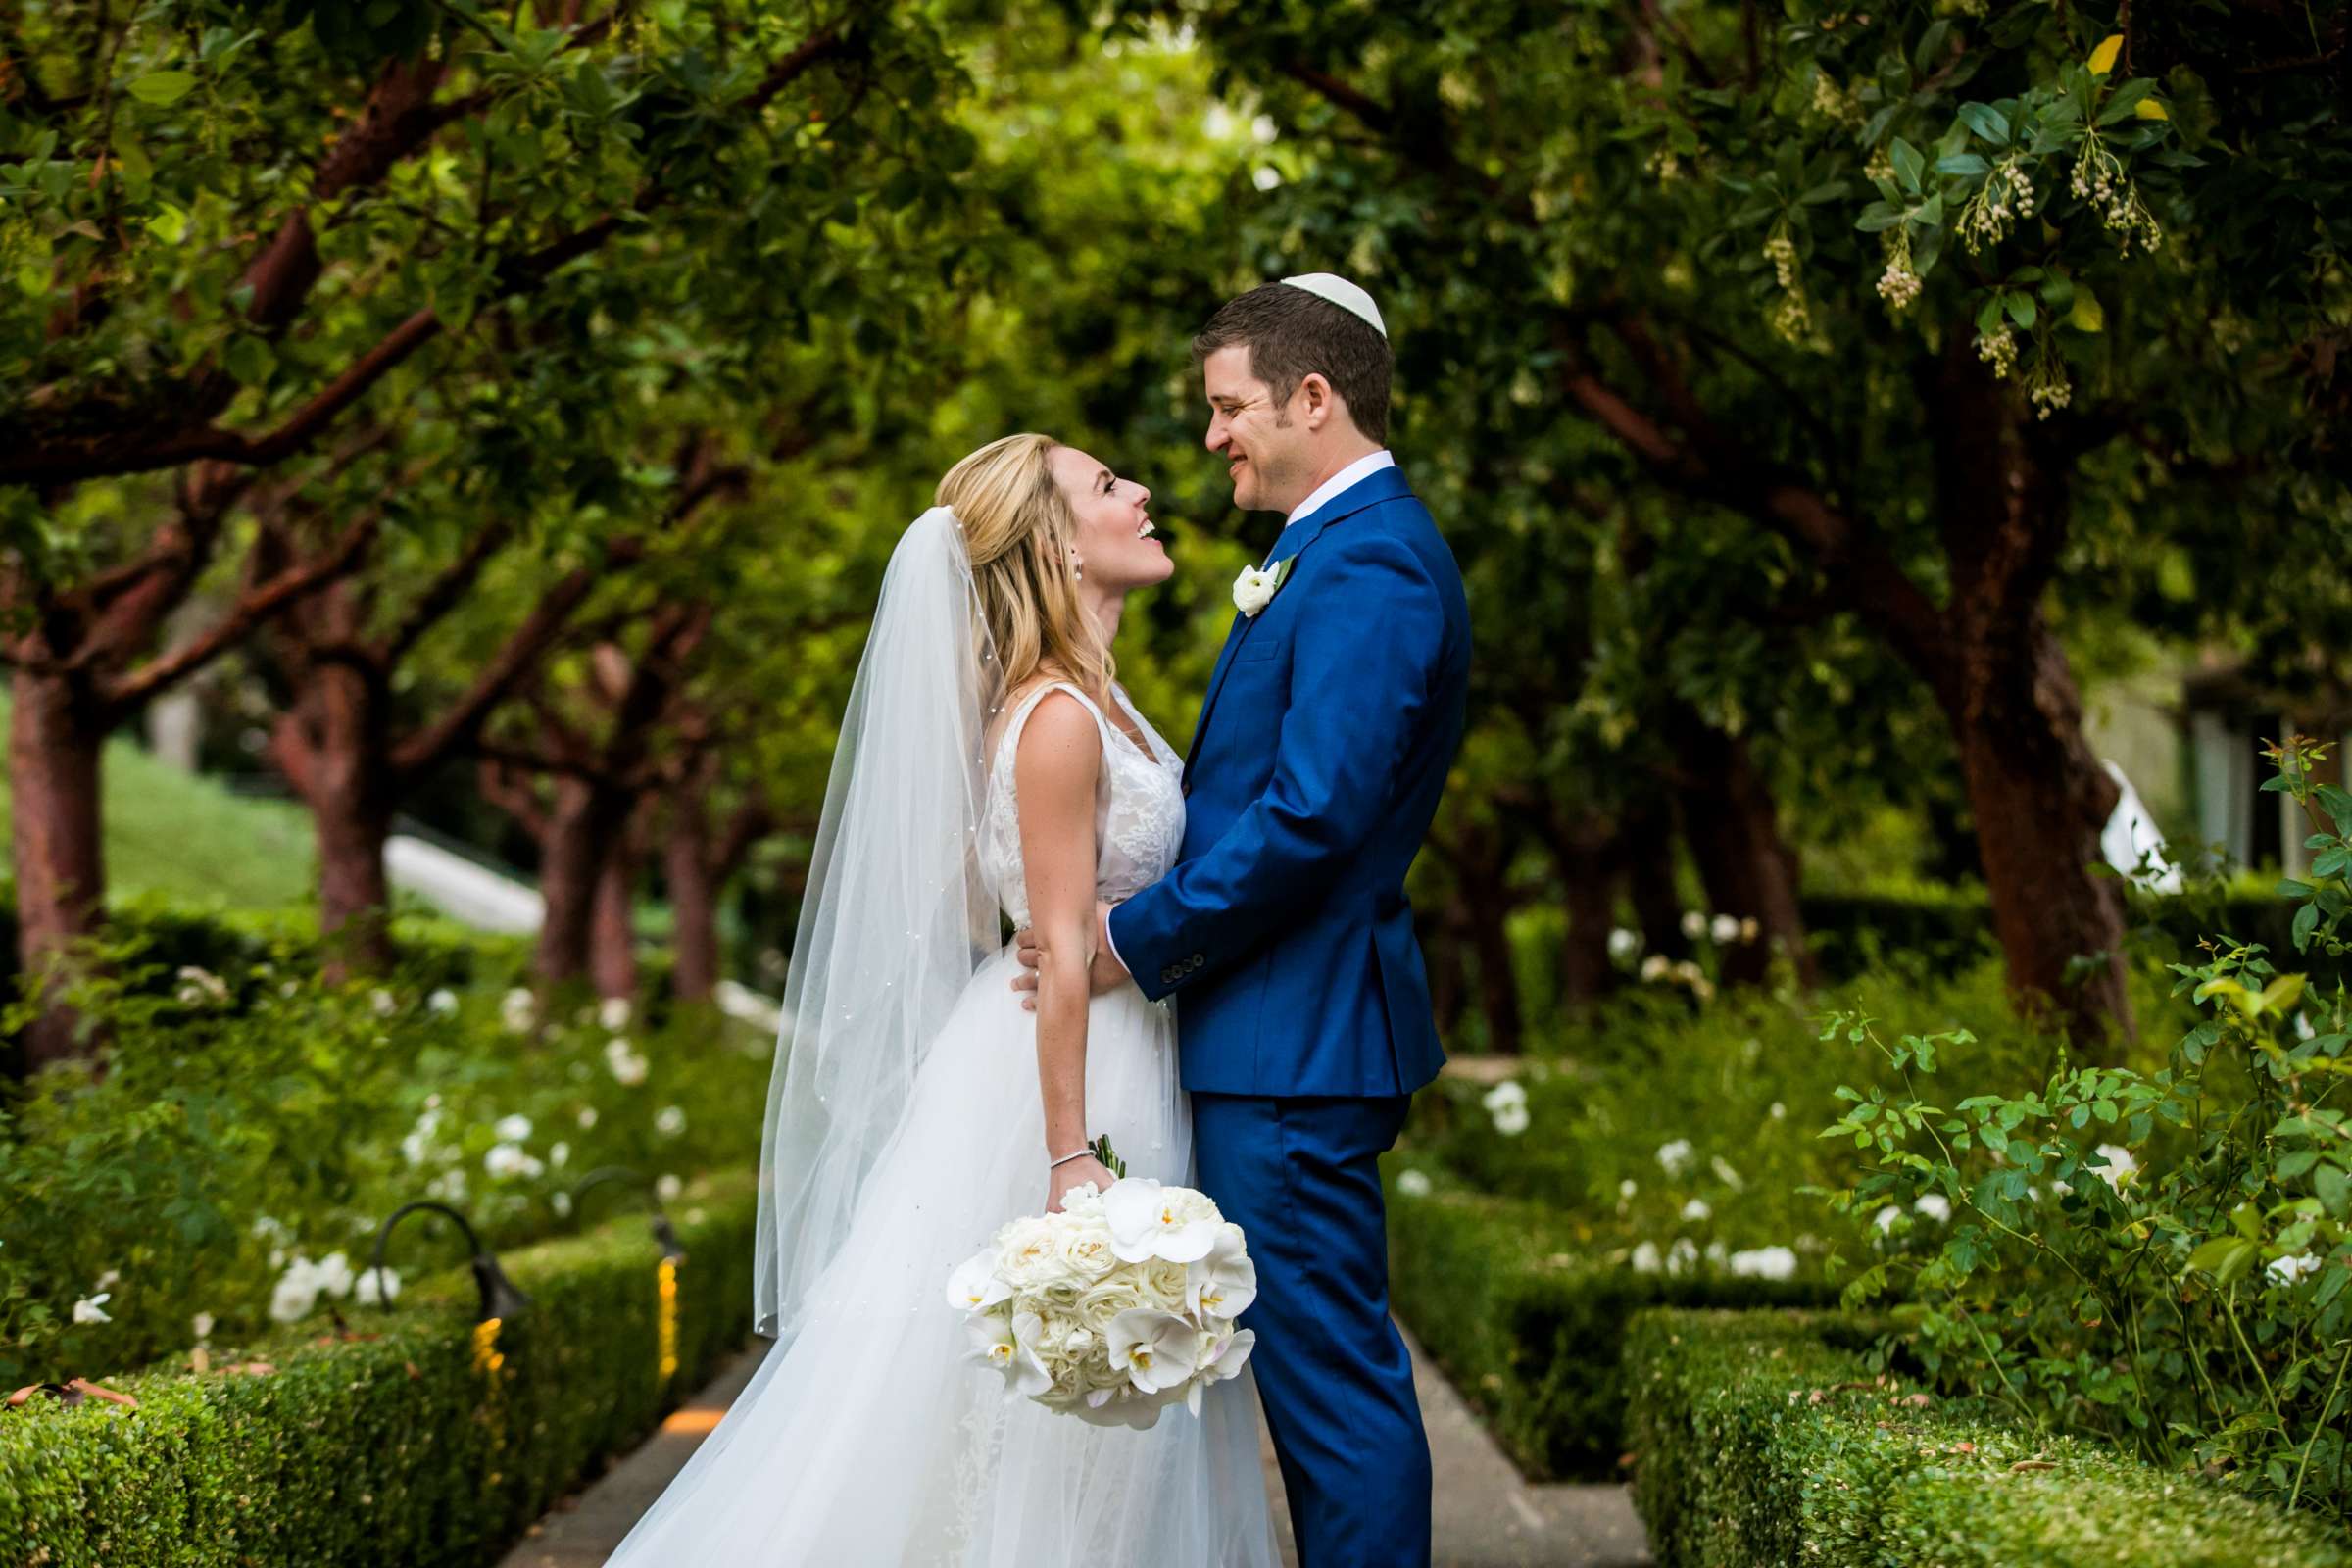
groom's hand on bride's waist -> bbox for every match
[1011,903,1130,1012]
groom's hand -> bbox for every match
[1012,903,1129,1012]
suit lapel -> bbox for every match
[1182,466,1413,780]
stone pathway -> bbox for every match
[498,1324,1649,1568]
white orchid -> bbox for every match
[72,1293,112,1325]
[947,1249,1015,1314]
[1106,1308,1201,1394]
[1005,1311,1055,1397]
[1185,1223,1259,1321]
[1104,1178,1221,1264]
[1186,1327,1257,1415]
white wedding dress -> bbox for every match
[608,679,1282,1566]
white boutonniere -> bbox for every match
[1231,557,1296,617]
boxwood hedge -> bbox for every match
[1626,1307,2352,1567]
[0,1180,757,1567]
[1384,1172,1835,1480]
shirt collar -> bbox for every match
[1283,449,1396,528]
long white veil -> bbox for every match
[755,505,1001,1341]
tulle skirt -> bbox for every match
[608,948,1282,1566]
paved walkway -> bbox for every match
[498,1325,1649,1568]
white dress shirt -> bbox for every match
[1285,448,1396,529]
[1099,449,1398,991]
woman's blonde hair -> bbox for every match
[937,432,1114,710]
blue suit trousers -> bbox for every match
[1193,1091,1432,1568]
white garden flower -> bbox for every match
[192,1312,215,1342]
[1631,1241,1663,1273]
[1106,1308,1202,1394]
[577,1106,599,1130]
[270,1259,321,1324]
[1710,913,1740,944]
[947,1250,1015,1313]
[1481,1080,1527,1112]
[1873,1205,1904,1234]
[599,996,633,1031]
[549,1141,569,1169]
[1640,955,1671,982]
[1681,1198,1711,1222]
[605,1037,649,1087]
[1231,564,1279,616]
[1396,1169,1434,1199]
[313,1252,355,1298]
[1704,1240,1729,1267]
[552,1191,573,1218]
[494,1113,532,1142]
[1730,1246,1797,1281]
[1681,910,1707,940]
[1666,1238,1698,1274]
[427,989,459,1017]
[2269,1252,2323,1287]
[1710,1156,1744,1191]
[1913,1194,1952,1224]
[485,1143,545,1180]
[1606,928,1642,961]
[1104,1178,1222,1264]
[72,1293,112,1325]
[1656,1139,1695,1177]
[2093,1144,2137,1189]
[175,965,230,1006]
[1738,917,1760,943]
[369,988,398,1018]
[356,1266,401,1306]
[655,1173,683,1203]
[1491,1100,1530,1137]
[1185,1223,1259,1321]
[501,988,537,1034]
[655,1105,687,1136]
[1768,1102,1787,1121]
[1619,1179,1638,1200]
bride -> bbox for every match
[607,433,1282,1565]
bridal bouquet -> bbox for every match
[944,1140,1257,1430]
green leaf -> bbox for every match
[127,71,199,106]
[221,334,274,388]
[2003,293,2037,328]
[1889,137,1925,195]
[2319,1162,2350,1218]
[1958,103,2010,145]
[1935,153,1990,178]
[2313,846,2350,879]
[1975,295,2005,333]
[2279,878,2318,898]
[2277,1149,2322,1180]
[2293,903,2322,952]
[2316,784,2352,836]
[2187,1234,2259,1285]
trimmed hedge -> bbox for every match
[0,1178,758,1567]
[1383,1173,1834,1480]
[1626,1308,2352,1567]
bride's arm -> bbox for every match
[1014,691,1116,1210]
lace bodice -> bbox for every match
[977,681,1185,930]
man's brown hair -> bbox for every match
[1192,283,1392,444]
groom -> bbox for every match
[1027,275,1470,1565]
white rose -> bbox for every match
[313,1252,356,1298]
[1232,564,1279,616]
[1729,1246,1797,1281]
[993,1219,1065,1290]
[1053,1225,1121,1283]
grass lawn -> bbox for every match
[0,695,316,911]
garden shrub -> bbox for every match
[1627,1308,2352,1568]
[1,939,772,1388]
[1383,1167,1833,1478]
[0,1179,758,1568]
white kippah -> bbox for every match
[1279,272,1387,339]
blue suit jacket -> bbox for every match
[1108,465,1471,1097]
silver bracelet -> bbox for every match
[1049,1147,1093,1168]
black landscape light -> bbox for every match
[365,1200,533,1324]
[569,1166,689,1263]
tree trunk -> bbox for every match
[1928,341,2132,1051]
[665,792,721,1005]
[1679,724,1815,988]
[10,665,110,1070]
[1453,823,1523,1055]
[1556,838,1621,1009]
[277,658,397,975]
[1621,797,1690,961]
[590,837,638,1003]
[534,775,601,986]
[1941,625,2131,1049]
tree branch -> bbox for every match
[382,517,518,665]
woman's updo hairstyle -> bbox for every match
[937,432,1114,712]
